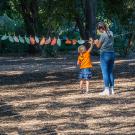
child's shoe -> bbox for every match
[79,88,85,94]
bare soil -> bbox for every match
[0,56,135,135]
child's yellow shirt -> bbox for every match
[78,51,92,69]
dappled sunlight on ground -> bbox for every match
[0,56,135,134]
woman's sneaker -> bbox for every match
[110,87,114,95]
[99,87,110,96]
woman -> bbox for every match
[94,22,115,96]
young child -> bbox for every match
[77,40,93,93]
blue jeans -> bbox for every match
[100,52,115,87]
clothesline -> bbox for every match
[0,32,133,39]
[0,32,134,46]
[113,32,134,38]
[0,31,133,38]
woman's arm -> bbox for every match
[94,33,105,48]
[94,39,103,48]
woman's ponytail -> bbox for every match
[97,22,112,38]
[106,30,112,38]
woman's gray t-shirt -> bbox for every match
[99,31,114,53]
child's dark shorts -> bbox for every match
[79,68,92,80]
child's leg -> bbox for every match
[80,80,84,89]
[86,80,89,93]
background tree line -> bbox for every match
[0,0,135,56]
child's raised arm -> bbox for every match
[87,38,94,53]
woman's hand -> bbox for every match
[94,39,102,48]
[88,38,101,48]
[94,39,99,45]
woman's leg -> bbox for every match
[108,59,114,87]
[108,53,115,94]
[100,53,110,88]
[100,53,110,95]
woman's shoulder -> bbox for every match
[103,31,113,38]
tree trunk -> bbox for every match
[19,0,39,35]
[75,0,97,40]
[19,0,40,54]
[85,0,96,39]
[75,16,86,39]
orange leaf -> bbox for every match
[65,39,72,44]
[30,36,35,45]
[40,37,46,45]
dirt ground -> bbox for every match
[0,55,135,135]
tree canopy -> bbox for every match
[0,0,135,56]
[0,0,135,36]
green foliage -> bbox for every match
[0,0,135,56]
[114,33,135,57]
[102,0,135,25]
[0,40,29,55]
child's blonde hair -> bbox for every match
[78,45,86,53]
